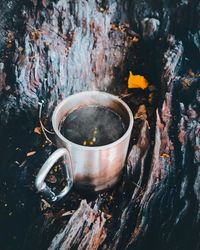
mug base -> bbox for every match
[73,172,122,195]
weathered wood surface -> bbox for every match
[48,200,106,250]
[1,0,200,124]
[20,39,199,250]
[0,1,200,250]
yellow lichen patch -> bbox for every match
[128,71,149,89]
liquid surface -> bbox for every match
[60,105,126,146]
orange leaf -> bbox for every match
[34,127,41,134]
[128,71,148,89]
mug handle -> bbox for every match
[35,148,73,202]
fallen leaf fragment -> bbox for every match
[30,31,40,41]
[134,104,147,120]
[128,71,148,89]
[160,153,170,158]
[27,151,36,157]
[132,36,139,43]
[34,127,41,134]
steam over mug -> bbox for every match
[35,91,134,202]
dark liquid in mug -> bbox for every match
[60,105,126,146]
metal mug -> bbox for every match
[35,91,133,202]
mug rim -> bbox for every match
[52,91,134,151]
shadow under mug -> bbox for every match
[35,91,134,202]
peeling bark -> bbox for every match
[48,200,106,250]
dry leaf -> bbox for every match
[160,153,170,158]
[34,127,41,134]
[30,31,40,41]
[132,37,139,43]
[128,71,148,89]
[27,151,36,157]
[134,104,147,120]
